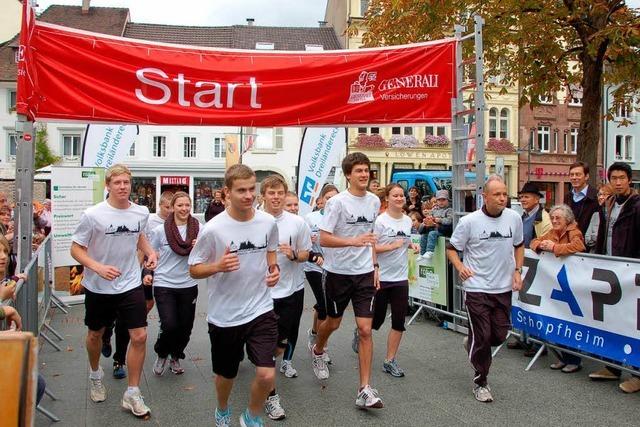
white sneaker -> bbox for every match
[122,389,151,417]
[355,385,383,409]
[89,367,106,403]
[264,394,286,420]
[153,356,167,376]
[322,348,332,365]
[280,360,298,378]
[311,345,329,380]
[473,384,493,402]
[421,251,434,260]
[169,358,185,375]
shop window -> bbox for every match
[131,177,156,213]
[194,177,224,213]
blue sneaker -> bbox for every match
[101,341,112,358]
[215,407,231,427]
[113,362,127,379]
[239,409,264,427]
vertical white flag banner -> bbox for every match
[81,124,139,167]
[296,128,347,216]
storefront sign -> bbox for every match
[513,250,640,369]
[51,167,105,267]
[17,4,455,126]
[160,176,189,186]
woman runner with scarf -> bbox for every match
[150,192,201,376]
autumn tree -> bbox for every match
[361,0,640,184]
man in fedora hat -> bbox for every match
[518,182,551,249]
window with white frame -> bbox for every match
[392,126,413,135]
[615,135,633,161]
[538,95,553,104]
[8,131,17,158]
[563,132,568,153]
[153,135,166,157]
[568,86,582,106]
[499,108,509,139]
[537,126,550,152]
[274,128,283,150]
[489,108,497,138]
[553,129,558,153]
[615,102,631,119]
[8,89,17,111]
[127,141,136,157]
[183,136,197,158]
[248,127,276,150]
[62,133,81,157]
[425,126,445,136]
[570,128,578,154]
[359,127,379,135]
[213,136,226,159]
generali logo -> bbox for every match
[348,71,377,104]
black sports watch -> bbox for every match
[373,263,380,269]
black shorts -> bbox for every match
[273,289,305,349]
[373,282,409,332]
[324,271,375,319]
[84,285,147,331]
[143,284,154,301]
[208,310,278,379]
[305,271,326,320]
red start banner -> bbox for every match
[160,176,189,186]
[16,5,456,126]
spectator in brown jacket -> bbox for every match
[530,203,585,373]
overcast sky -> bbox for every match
[35,0,640,27]
[35,0,330,27]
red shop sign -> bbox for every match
[161,176,189,186]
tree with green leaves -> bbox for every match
[34,124,60,169]
[361,0,640,184]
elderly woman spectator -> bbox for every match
[530,204,586,373]
[584,184,613,252]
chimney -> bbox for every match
[246,18,255,26]
[318,20,328,27]
[82,0,90,14]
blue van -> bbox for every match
[391,170,477,200]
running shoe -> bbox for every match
[239,409,264,427]
[322,349,332,365]
[355,385,383,409]
[351,327,359,354]
[280,360,298,378]
[382,359,405,378]
[89,367,106,403]
[169,358,185,375]
[264,394,286,420]
[153,356,167,376]
[473,384,493,402]
[215,407,231,427]
[101,341,112,358]
[113,362,127,379]
[121,389,151,417]
[311,345,329,380]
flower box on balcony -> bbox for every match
[390,135,419,148]
[487,138,515,153]
[354,133,388,148]
[423,134,450,146]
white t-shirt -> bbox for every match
[188,210,278,327]
[72,201,149,294]
[150,223,201,289]
[270,211,312,299]
[374,212,412,282]
[449,207,524,294]
[303,210,324,273]
[145,213,165,240]
[320,190,380,275]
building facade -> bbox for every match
[518,88,604,205]
[603,86,639,188]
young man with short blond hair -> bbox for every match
[71,163,157,418]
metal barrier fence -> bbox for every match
[408,245,640,377]
[1,234,66,422]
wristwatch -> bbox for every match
[373,263,380,269]
[288,250,298,262]
[269,264,280,274]
[515,267,523,274]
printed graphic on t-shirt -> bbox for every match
[228,235,269,253]
[345,212,375,226]
[478,227,513,241]
[105,221,142,235]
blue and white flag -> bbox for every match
[81,124,139,168]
